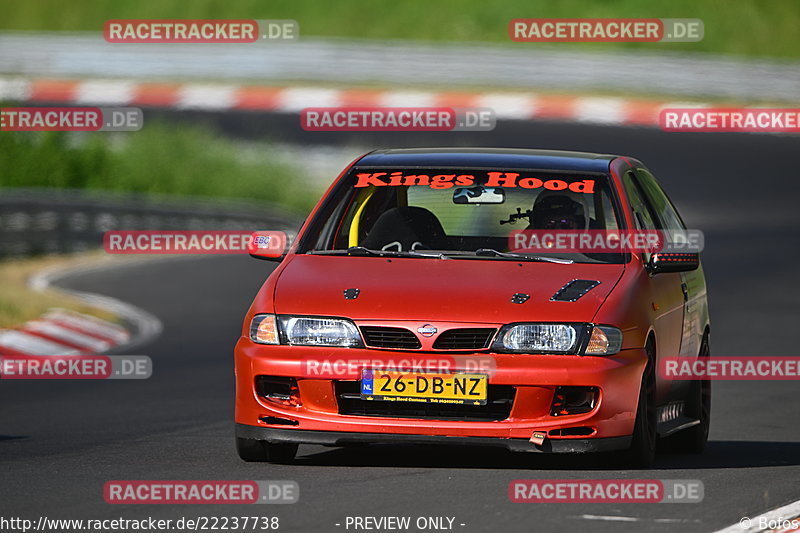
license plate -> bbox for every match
[360,370,487,405]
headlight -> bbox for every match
[585,325,623,355]
[495,324,578,353]
[278,316,362,347]
[250,314,363,347]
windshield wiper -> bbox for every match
[473,248,574,264]
[308,247,448,259]
[346,246,382,256]
[308,247,568,263]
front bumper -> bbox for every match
[236,424,632,453]
[234,338,647,447]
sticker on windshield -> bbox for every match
[354,171,595,193]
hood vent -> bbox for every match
[550,280,601,302]
[511,293,530,304]
[343,288,360,300]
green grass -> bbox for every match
[1,0,799,58]
[0,123,317,212]
[0,252,118,328]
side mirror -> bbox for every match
[649,252,699,274]
[247,231,287,262]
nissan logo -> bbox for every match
[417,324,438,337]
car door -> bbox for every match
[622,171,686,404]
[634,168,705,360]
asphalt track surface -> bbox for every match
[1,120,799,533]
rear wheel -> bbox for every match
[236,438,298,464]
[666,333,711,453]
[621,339,657,468]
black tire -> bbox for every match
[236,438,298,464]
[666,333,711,453]
[621,339,658,468]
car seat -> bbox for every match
[361,206,448,251]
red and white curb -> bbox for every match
[0,257,163,357]
[0,76,708,127]
[0,308,129,356]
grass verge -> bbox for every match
[0,0,798,58]
[0,252,118,328]
[0,121,318,213]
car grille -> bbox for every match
[360,326,421,349]
[360,326,497,351]
[335,381,515,421]
[432,328,496,350]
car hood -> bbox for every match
[273,255,624,323]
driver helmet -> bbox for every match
[528,191,589,230]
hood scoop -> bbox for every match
[550,280,601,302]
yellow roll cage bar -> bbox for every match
[347,186,407,247]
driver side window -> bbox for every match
[622,171,660,263]
[622,172,658,231]
[634,168,687,237]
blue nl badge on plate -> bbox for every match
[361,369,374,395]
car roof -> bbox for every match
[355,148,620,173]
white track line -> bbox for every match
[575,514,701,524]
[715,498,800,532]
[577,515,639,522]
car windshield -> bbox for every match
[299,167,626,264]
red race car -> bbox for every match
[234,148,710,467]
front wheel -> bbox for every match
[621,340,657,468]
[236,438,298,464]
